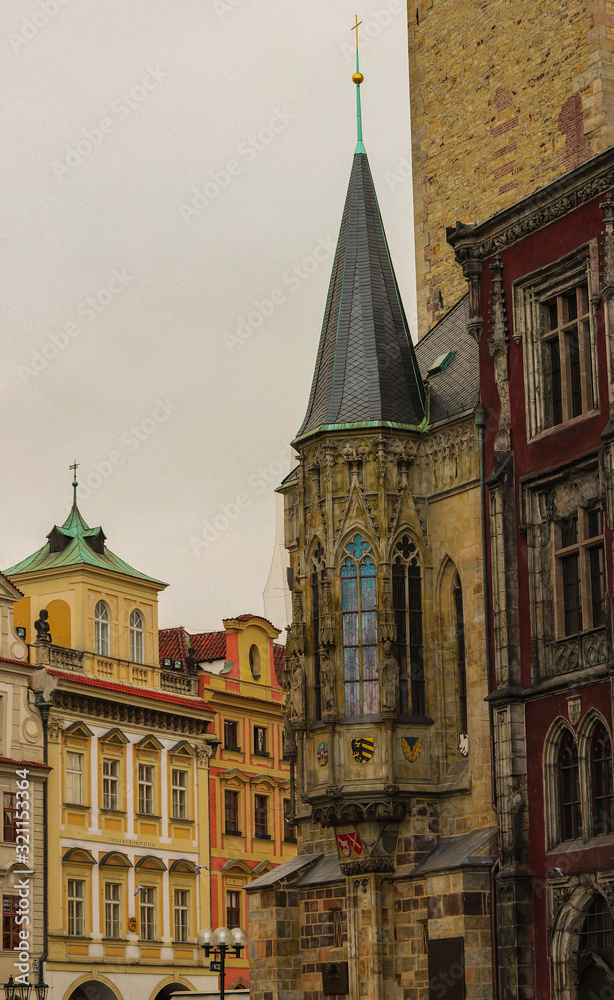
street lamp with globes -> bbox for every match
[198,925,248,1000]
[3,977,49,1000]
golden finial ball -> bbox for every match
[353,72,364,85]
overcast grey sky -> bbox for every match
[1,0,416,634]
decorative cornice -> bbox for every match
[55,689,209,736]
[340,858,395,875]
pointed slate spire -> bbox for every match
[296,59,425,441]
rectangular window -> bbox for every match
[224,720,239,750]
[138,764,154,815]
[65,752,84,805]
[224,790,239,834]
[68,879,85,936]
[104,883,121,939]
[555,507,606,636]
[283,799,296,842]
[255,794,268,838]
[253,726,267,756]
[171,769,188,819]
[3,794,17,843]
[102,759,119,811]
[173,889,189,942]
[2,896,19,950]
[542,283,594,428]
[140,886,156,941]
[226,890,240,930]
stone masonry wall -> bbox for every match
[408,0,614,337]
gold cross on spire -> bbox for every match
[351,14,362,50]
[69,460,79,482]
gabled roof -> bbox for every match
[413,295,478,424]
[4,502,167,587]
[296,151,425,441]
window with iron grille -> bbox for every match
[2,896,19,950]
[254,794,268,838]
[102,759,119,811]
[555,509,605,637]
[104,883,121,939]
[171,769,188,819]
[579,895,614,951]
[283,799,296,842]
[67,879,85,936]
[591,723,614,837]
[224,720,240,750]
[224,790,239,834]
[138,764,154,815]
[226,890,240,929]
[559,729,581,842]
[140,886,156,941]
[65,751,84,805]
[3,794,17,843]
[174,889,190,942]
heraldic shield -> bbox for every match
[401,736,422,762]
[351,736,374,763]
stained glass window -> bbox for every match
[312,543,325,720]
[392,535,424,715]
[341,534,378,716]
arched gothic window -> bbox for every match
[130,609,144,664]
[341,535,378,716]
[579,895,614,952]
[559,729,581,842]
[311,543,325,720]
[590,722,613,837]
[392,535,424,715]
[95,601,110,657]
[453,572,467,733]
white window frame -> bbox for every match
[104,882,121,939]
[173,888,189,942]
[171,769,187,819]
[102,758,119,811]
[65,751,83,805]
[67,878,85,936]
[140,886,156,941]
[95,601,110,656]
[138,763,154,815]
[130,609,144,664]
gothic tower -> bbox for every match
[409,0,614,337]
[247,63,496,1000]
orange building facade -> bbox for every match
[159,615,294,991]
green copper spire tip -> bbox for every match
[351,15,365,153]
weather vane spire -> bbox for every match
[69,460,79,507]
[351,16,365,153]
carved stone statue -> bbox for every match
[380,640,399,713]
[34,609,52,644]
[283,696,296,756]
[319,647,336,716]
[186,646,198,675]
[289,656,306,721]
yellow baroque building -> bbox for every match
[159,616,295,992]
[5,490,220,1000]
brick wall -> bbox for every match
[409,0,614,336]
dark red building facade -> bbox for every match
[448,146,614,1000]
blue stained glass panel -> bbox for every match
[363,679,378,715]
[343,614,358,647]
[362,609,377,645]
[342,574,358,612]
[344,646,359,681]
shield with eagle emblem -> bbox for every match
[401,736,422,762]
[351,736,374,763]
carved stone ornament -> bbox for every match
[34,609,52,644]
[601,192,614,297]
[290,582,307,655]
[319,648,337,717]
[567,696,581,727]
[47,718,64,743]
[195,744,213,767]
[289,655,306,722]
[283,696,297,757]
[488,256,511,451]
[380,640,400,714]
[551,884,574,922]
[378,575,396,643]
[340,858,395,876]
[319,576,336,647]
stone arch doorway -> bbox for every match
[67,983,120,1000]
[151,985,190,1000]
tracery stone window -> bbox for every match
[579,894,614,952]
[341,534,378,716]
[559,729,581,842]
[590,723,613,837]
[311,542,325,720]
[392,534,424,715]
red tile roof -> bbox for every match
[272,644,285,686]
[0,656,31,667]
[0,756,50,770]
[48,669,214,713]
[190,631,227,662]
[158,623,286,683]
[159,627,189,662]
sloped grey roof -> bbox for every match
[411,825,497,876]
[245,853,322,891]
[296,152,425,441]
[414,295,478,425]
[295,853,343,886]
